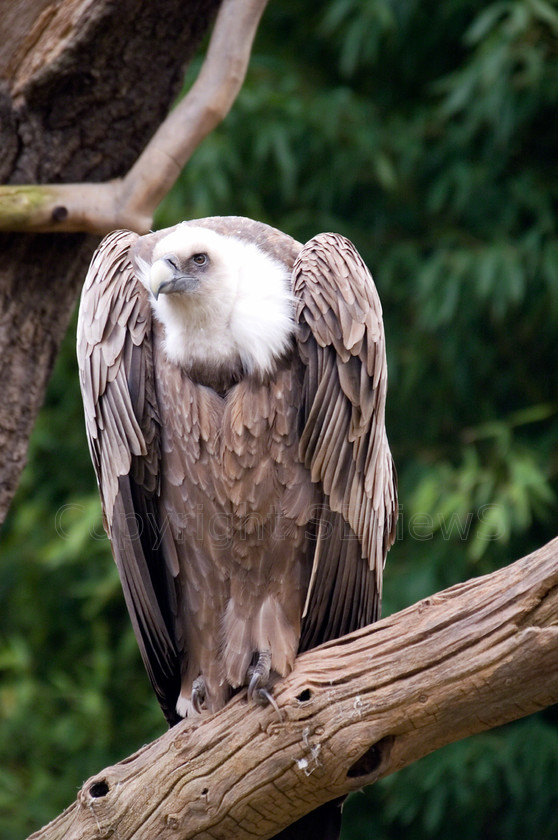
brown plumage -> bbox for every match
[77,216,397,733]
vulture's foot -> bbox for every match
[247,649,271,701]
[247,650,283,719]
[191,675,206,713]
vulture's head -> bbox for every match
[134,224,295,379]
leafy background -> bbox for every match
[2,0,558,836]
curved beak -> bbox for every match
[149,258,177,300]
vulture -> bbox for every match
[77,216,397,838]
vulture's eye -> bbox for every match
[192,253,208,266]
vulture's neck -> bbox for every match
[151,252,296,387]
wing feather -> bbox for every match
[293,233,397,644]
[77,229,181,724]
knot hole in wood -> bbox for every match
[347,735,395,779]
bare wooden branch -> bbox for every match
[0,0,269,235]
[27,537,558,840]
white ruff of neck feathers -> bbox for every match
[136,225,296,378]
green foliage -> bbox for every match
[2,0,558,837]
[344,714,558,840]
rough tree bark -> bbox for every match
[26,538,558,840]
[0,0,223,522]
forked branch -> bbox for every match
[27,538,558,840]
[0,0,269,235]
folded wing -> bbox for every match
[77,229,181,724]
[293,233,397,650]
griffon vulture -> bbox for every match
[77,216,397,836]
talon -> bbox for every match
[255,687,283,721]
[247,649,272,701]
[191,676,206,713]
[245,650,282,720]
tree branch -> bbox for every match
[27,538,558,840]
[0,0,269,235]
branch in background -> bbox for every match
[0,0,269,236]
[27,538,558,840]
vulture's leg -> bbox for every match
[247,648,272,701]
[246,650,283,718]
[191,675,206,713]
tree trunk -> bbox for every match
[26,537,558,840]
[0,0,221,521]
